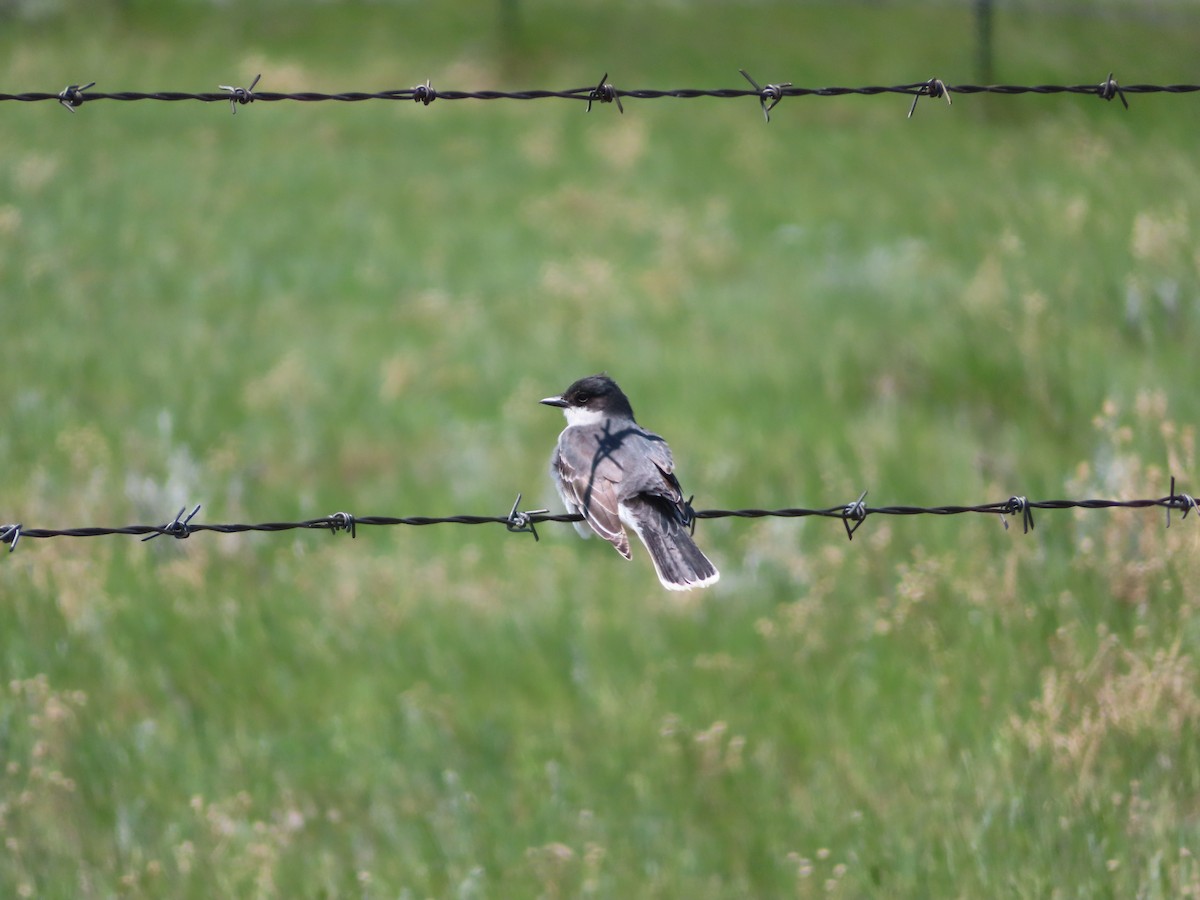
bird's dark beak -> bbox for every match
[540,395,568,408]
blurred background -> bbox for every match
[2,1,1198,895]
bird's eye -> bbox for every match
[575,393,589,403]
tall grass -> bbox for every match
[2,2,1198,896]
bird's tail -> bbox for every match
[620,497,720,591]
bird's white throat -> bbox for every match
[562,406,611,427]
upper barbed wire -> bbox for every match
[2,72,1196,116]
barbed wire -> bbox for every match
[3,478,1196,554]
[3,71,1196,118]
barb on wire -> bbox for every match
[908,76,952,118]
[2,523,21,552]
[412,79,436,106]
[682,495,698,535]
[586,72,623,114]
[1166,476,1195,528]
[218,73,261,115]
[5,477,1195,553]
[141,503,202,542]
[57,81,94,113]
[505,493,549,541]
[1001,496,1035,534]
[739,69,791,123]
[323,511,357,538]
[841,490,870,540]
[9,72,1193,116]
[1099,71,1129,109]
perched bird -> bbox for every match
[540,374,719,591]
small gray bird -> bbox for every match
[540,374,719,591]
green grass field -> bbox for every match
[2,1,1199,896]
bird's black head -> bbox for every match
[540,373,636,421]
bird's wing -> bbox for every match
[625,428,691,522]
[552,434,631,559]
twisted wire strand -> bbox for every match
[3,484,1195,553]
[3,78,1196,110]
